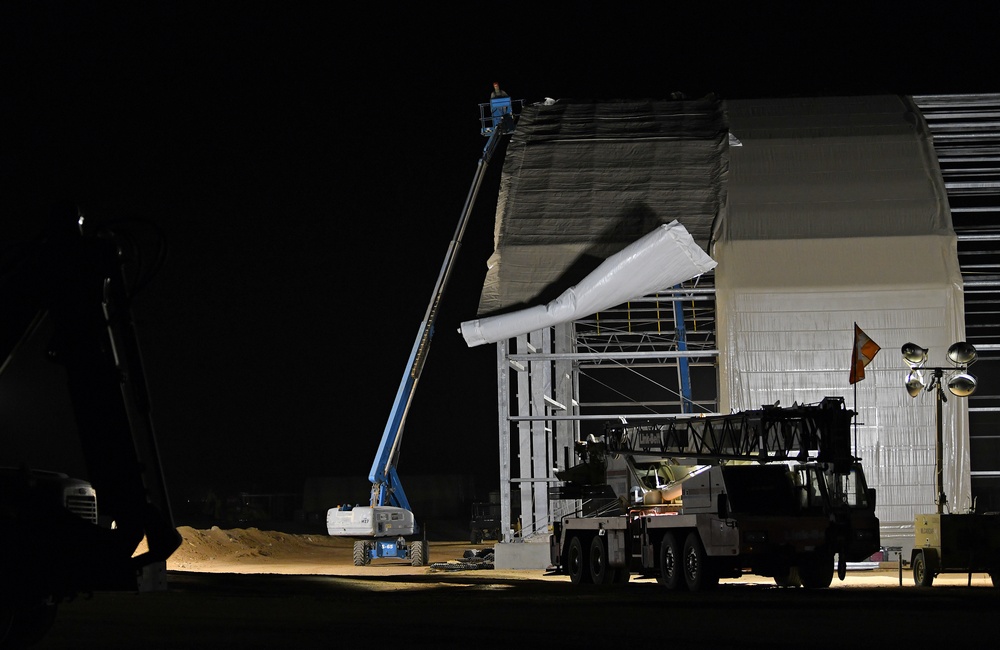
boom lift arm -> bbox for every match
[367,97,522,513]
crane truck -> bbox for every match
[327,95,523,566]
[549,397,880,590]
[0,204,181,646]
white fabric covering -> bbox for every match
[460,221,717,346]
[715,96,968,543]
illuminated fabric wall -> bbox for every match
[715,95,969,544]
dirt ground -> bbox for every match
[149,525,995,588]
[145,525,516,577]
[32,526,998,649]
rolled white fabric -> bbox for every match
[460,220,717,347]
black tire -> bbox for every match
[589,536,616,585]
[800,549,835,589]
[470,530,481,545]
[353,540,368,567]
[614,563,631,584]
[0,602,57,649]
[658,532,686,590]
[913,552,934,587]
[774,566,802,588]
[568,535,592,585]
[410,540,426,566]
[682,532,718,591]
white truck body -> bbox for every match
[549,398,880,591]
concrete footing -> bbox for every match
[493,540,552,570]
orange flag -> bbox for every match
[850,323,881,384]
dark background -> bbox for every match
[2,3,998,523]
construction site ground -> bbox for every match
[35,526,999,649]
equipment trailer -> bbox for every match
[327,95,523,566]
[911,512,1000,587]
[550,397,880,590]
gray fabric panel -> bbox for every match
[721,95,951,241]
[478,97,727,316]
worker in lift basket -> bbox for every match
[491,81,508,98]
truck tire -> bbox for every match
[682,532,718,591]
[913,551,934,587]
[568,535,592,585]
[658,532,686,591]
[773,566,802,588]
[0,602,57,648]
[799,549,834,589]
[588,536,616,585]
[614,564,630,584]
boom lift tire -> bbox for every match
[912,551,934,587]
[682,533,718,591]
[799,549,835,589]
[353,541,370,567]
[658,532,686,591]
[568,536,592,585]
[588,536,616,585]
[410,540,427,567]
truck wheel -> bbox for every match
[353,540,368,566]
[614,564,631,584]
[658,532,686,590]
[470,530,481,544]
[913,551,934,587]
[588,536,616,585]
[774,566,802,588]
[799,549,834,589]
[0,602,57,648]
[682,532,718,591]
[568,535,592,585]
[410,540,427,566]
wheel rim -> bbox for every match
[684,546,699,583]
[590,539,607,581]
[660,536,679,587]
[569,537,588,583]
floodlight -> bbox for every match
[947,341,977,366]
[905,371,925,398]
[900,338,977,515]
[947,373,977,397]
[901,342,928,366]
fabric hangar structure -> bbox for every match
[464,93,1000,557]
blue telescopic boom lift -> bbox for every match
[327,95,523,566]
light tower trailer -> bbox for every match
[550,397,881,590]
[911,512,1000,587]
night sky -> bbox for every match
[2,3,998,514]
